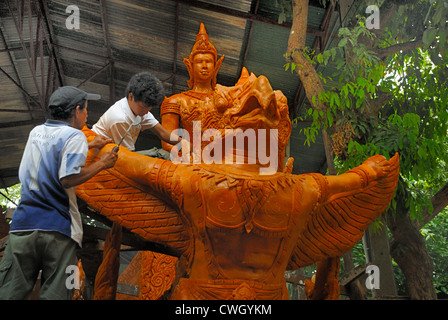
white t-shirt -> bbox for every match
[92,97,159,151]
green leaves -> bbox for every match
[423,0,448,52]
[0,184,21,210]
[422,208,448,295]
[283,61,301,73]
[423,27,438,49]
[338,37,348,48]
[288,0,448,229]
[283,52,303,74]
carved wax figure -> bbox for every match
[160,23,224,156]
[77,65,400,299]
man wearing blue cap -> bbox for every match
[0,86,118,300]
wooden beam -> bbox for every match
[109,62,115,104]
[6,0,45,108]
[0,27,35,114]
[339,263,372,287]
[99,0,112,59]
[76,62,111,88]
[0,108,45,113]
[285,262,374,298]
[238,0,260,78]
[99,0,115,105]
[52,44,186,81]
[284,270,310,285]
[0,118,44,129]
[0,66,42,107]
[117,283,139,297]
[81,223,180,257]
[171,2,179,94]
[39,0,65,86]
[170,0,322,35]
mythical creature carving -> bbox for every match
[76,24,399,300]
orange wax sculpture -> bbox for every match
[76,24,399,300]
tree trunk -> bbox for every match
[387,182,448,300]
[387,209,437,299]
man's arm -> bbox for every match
[150,123,182,145]
[60,151,118,188]
[150,123,192,158]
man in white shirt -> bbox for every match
[92,72,189,157]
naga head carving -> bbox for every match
[180,68,292,172]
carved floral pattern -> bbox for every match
[140,252,177,300]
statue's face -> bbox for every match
[192,53,215,84]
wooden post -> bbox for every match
[363,216,398,298]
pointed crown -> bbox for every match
[184,23,224,89]
[188,23,218,61]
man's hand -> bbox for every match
[99,150,118,169]
[89,135,113,149]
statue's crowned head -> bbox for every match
[184,23,224,89]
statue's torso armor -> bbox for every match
[170,164,318,300]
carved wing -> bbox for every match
[76,127,191,256]
[287,153,400,269]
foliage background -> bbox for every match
[0,184,20,212]
[284,0,448,298]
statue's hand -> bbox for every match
[363,155,390,179]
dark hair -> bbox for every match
[125,72,165,108]
[50,99,86,120]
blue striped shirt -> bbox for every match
[10,120,88,246]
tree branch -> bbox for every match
[375,37,424,59]
[287,0,308,52]
[416,182,448,229]
[287,0,325,110]
[371,1,398,38]
[367,93,394,115]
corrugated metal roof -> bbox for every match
[0,0,345,188]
